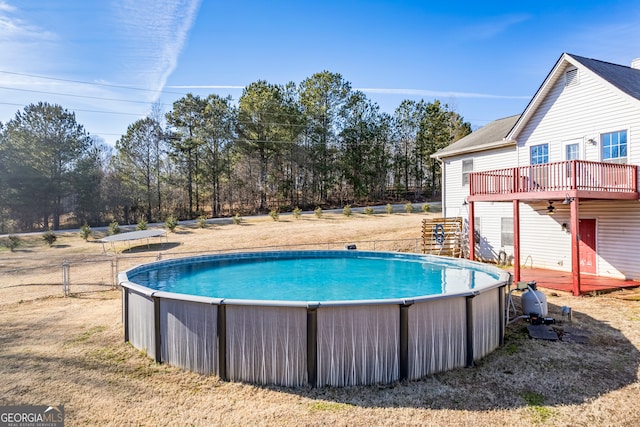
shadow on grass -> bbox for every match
[121,242,181,253]
[279,299,639,410]
[2,291,637,415]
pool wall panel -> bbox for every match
[225,305,307,387]
[316,305,399,386]
[160,300,218,375]
[127,290,156,359]
[408,297,467,379]
[472,287,501,360]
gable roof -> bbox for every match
[508,53,640,140]
[570,54,640,100]
[431,114,520,159]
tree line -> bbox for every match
[0,71,471,233]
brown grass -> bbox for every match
[1,211,639,426]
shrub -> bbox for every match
[197,215,207,228]
[422,203,430,213]
[292,207,302,219]
[136,218,148,231]
[343,205,352,217]
[385,203,393,215]
[42,230,57,246]
[363,206,374,215]
[314,207,323,218]
[3,235,21,252]
[79,224,92,241]
[404,202,414,214]
[165,215,178,232]
[232,213,242,225]
[269,209,279,221]
[108,221,120,235]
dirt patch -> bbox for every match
[1,211,639,426]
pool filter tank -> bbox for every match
[521,282,548,317]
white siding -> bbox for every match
[472,202,514,263]
[440,58,640,280]
[460,200,640,280]
[442,146,516,217]
[516,63,640,165]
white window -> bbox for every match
[530,144,549,165]
[501,217,514,247]
[565,143,579,160]
[601,130,627,164]
[462,159,473,186]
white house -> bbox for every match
[433,53,640,295]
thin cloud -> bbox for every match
[114,0,202,96]
[0,3,57,42]
[167,84,529,100]
[356,87,530,100]
[462,14,531,40]
[0,1,15,12]
[167,85,245,90]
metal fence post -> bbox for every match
[62,260,70,296]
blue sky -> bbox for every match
[1,0,640,146]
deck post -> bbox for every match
[513,200,521,283]
[468,201,475,261]
[571,198,581,296]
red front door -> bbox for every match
[579,219,597,274]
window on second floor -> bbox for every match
[462,159,473,186]
[565,143,579,161]
[601,130,627,164]
[530,143,549,165]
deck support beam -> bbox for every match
[513,200,521,284]
[570,197,581,296]
[468,201,475,261]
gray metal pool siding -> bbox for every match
[119,251,509,387]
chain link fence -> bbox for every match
[0,238,423,304]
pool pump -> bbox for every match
[507,280,556,325]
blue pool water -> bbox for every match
[127,252,499,302]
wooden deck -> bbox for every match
[469,160,637,201]
[514,267,639,294]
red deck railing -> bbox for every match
[469,160,637,196]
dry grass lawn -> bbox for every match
[1,211,640,426]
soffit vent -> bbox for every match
[565,68,579,87]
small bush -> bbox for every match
[165,215,178,232]
[136,218,148,230]
[108,221,120,235]
[79,224,92,241]
[385,203,393,215]
[363,206,374,215]
[404,202,414,214]
[3,235,21,252]
[269,209,279,221]
[314,207,323,218]
[232,213,242,225]
[292,207,302,219]
[42,230,57,246]
[197,215,207,228]
[422,203,430,213]
[343,205,352,217]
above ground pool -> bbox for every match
[119,250,510,387]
